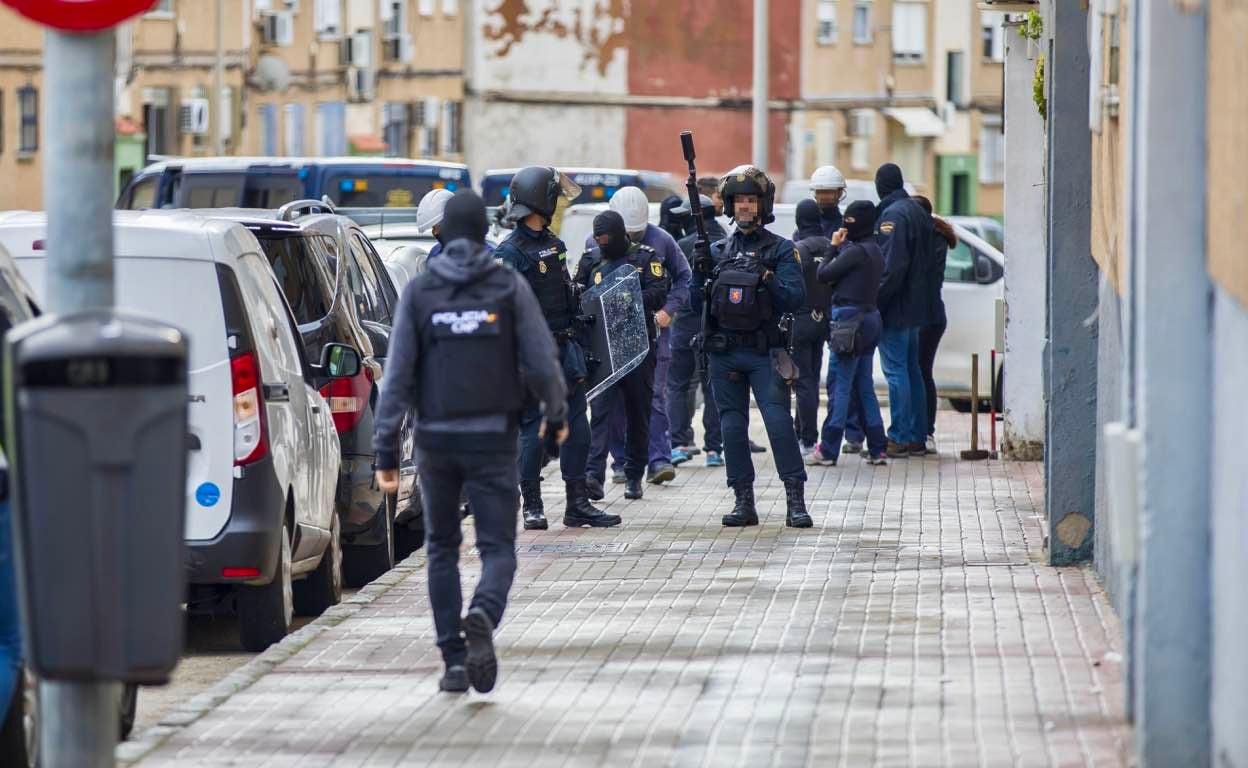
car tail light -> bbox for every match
[221,567,261,579]
[231,351,268,466]
[319,366,371,433]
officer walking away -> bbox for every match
[810,165,847,238]
[575,211,673,502]
[669,194,726,467]
[912,195,954,454]
[692,166,813,528]
[374,191,568,695]
[873,163,934,458]
[808,200,889,465]
[495,166,620,529]
[416,188,455,259]
[790,199,835,456]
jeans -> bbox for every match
[790,335,826,447]
[587,350,656,482]
[824,354,865,444]
[878,326,927,445]
[518,379,589,483]
[709,348,807,487]
[820,310,887,459]
[418,445,518,666]
[918,321,946,437]
[666,327,722,453]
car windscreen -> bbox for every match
[323,173,459,208]
[255,235,334,325]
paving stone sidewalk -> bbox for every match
[126,411,1133,767]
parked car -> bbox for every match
[481,167,681,207]
[201,202,424,576]
[0,211,349,652]
[115,157,472,212]
[948,215,1005,254]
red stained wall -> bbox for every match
[626,107,789,180]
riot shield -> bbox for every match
[580,264,651,402]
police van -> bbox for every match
[480,167,680,207]
[116,157,472,212]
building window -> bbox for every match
[892,1,926,63]
[147,0,173,14]
[142,88,173,159]
[441,100,462,155]
[383,102,410,157]
[849,109,874,172]
[442,0,457,16]
[979,114,1004,184]
[315,101,346,156]
[284,103,305,156]
[852,1,872,44]
[18,86,38,154]
[817,0,838,45]
[314,0,342,37]
[413,97,438,156]
[946,50,964,107]
[981,11,1005,62]
[259,104,278,156]
[418,0,434,16]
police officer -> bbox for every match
[809,165,847,238]
[374,191,567,694]
[416,188,454,259]
[669,194,726,467]
[790,199,834,455]
[494,166,620,529]
[692,166,813,528]
[575,210,672,502]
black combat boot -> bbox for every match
[563,480,622,528]
[624,477,644,500]
[784,479,813,528]
[520,480,548,531]
[721,484,759,527]
[585,475,605,501]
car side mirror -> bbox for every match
[973,253,998,284]
[319,343,361,379]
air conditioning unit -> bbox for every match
[347,67,376,102]
[260,11,294,46]
[382,34,412,63]
[178,98,210,135]
[341,31,372,68]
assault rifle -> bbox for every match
[681,131,714,370]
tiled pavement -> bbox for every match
[126,410,1133,767]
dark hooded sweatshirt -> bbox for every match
[792,199,835,340]
[372,239,567,464]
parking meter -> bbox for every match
[4,311,188,684]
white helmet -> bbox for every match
[609,186,650,233]
[415,188,454,232]
[810,165,847,191]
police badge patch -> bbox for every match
[793,248,801,264]
[879,221,896,235]
[650,261,664,277]
[539,259,549,274]
[594,271,603,285]
[729,288,744,304]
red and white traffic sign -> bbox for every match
[1,0,157,32]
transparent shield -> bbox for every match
[581,264,650,402]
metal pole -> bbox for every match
[214,0,225,154]
[40,28,119,766]
[751,0,768,171]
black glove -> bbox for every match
[543,420,565,461]
[693,241,715,275]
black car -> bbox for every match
[203,202,423,586]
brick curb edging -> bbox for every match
[116,556,425,765]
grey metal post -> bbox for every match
[751,0,768,172]
[1043,1,1097,565]
[1130,1,1210,763]
[213,0,225,154]
[40,28,119,767]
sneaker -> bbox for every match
[648,462,676,484]
[705,451,725,467]
[748,440,767,454]
[843,440,863,455]
[463,608,498,693]
[439,665,469,693]
[886,440,910,458]
[800,442,816,458]
[804,446,837,466]
[675,444,702,457]
[908,442,927,457]
[925,435,937,454]
[866,452,888,466]
[671,448,692,466]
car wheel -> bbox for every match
[237,523,293,652]
[0,668,38,768]
[119,683,138,741]
[293,514,342,616]
[342,495,394,588]
[949,398,973,413]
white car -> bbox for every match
[361,222,501,291]
[0,210,351,652]
[948,215,1004,254]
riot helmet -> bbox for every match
[504,165,582,225]
[718,164,776,229]
[415,188,454,234]
[672,194,716,221]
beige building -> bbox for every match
[0,0,465,211]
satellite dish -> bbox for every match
[252,55,291,92]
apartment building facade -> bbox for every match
[0,0,466,211]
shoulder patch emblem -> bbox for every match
[594,271,603,285]
[538,259,548,274]
[650,261,664,277]
[793,247,802,264]
[879,222,896,235]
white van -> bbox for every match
[0,211,351,652]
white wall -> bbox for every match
[1001,23,1046,457]
[464,101,626,174]
[932,0,972,155]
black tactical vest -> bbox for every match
[412,266,524,420]
[515,233,575,332]
[709,240,780,332]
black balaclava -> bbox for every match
[874,163,905,199]
[843,201,878,242]
[659,195,685,240]
[593,210,630,261]
[794,198,823,240]
[439,191,489,245]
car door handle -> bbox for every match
[311,404,322,414]
[263,383,290,402]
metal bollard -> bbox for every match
[961,353,990,461]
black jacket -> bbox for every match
[675,219,728,335]
[874,189,935,330]
[573,242,673,339]
[923,230,949,326]
[818,239,885,310]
